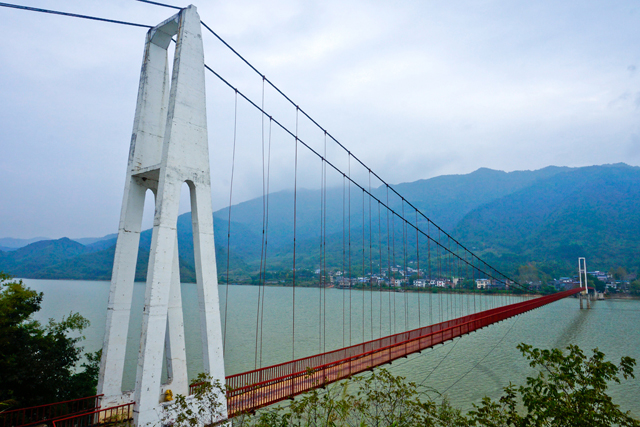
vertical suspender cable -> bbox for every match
[471,251,476,314]
[318,146,324,354]
[378,200,383,339]
[428,219,432,326]
[446,236,450,319]
[416,209,421,327]
[258,118,273,369]
[401,200,408,331]
[465,249,469,315]
[254,78,266,370]
[362,189,366,343]
[457,242,462,317]
[386,186,392,336]
[348,154,352,346]
[438,227,443,323]
[391,191,397,333]
[451,239,455,317]
[368,173,373,342]
[449,236,453,319]
[292,106,299,364]
[342,175,346,348]
[323,132,327,356]
[222,90,238,352]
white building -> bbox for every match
[476,278,490,289]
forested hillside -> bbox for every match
[453,164,640,276]
[1,163,637,281]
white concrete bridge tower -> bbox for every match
[97,5,226,426]
[578,257,590,309]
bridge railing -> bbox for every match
[0,395,102,427]
[225,288,580,415]
[50,403,134,427]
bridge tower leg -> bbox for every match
[578,257,590,309]
[97,6,226,426]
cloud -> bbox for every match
[608,91,631,109]
[629,133,640,158]
[2,0,640,238]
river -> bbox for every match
[22,279,640,416]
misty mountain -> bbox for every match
[0,235,117,251]
[73,234,118,246]
[1,163,638,281]
[0,237,51,250]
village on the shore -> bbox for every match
[302,265,638,298]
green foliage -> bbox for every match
[233,369,467,427]
[458,279,476,290]
[539,284,557,295]
[0,272,99,408]
[610,266,629,281]
[469,343,639,426]
[161,374,227,427]
[231,344,637,426]
[588,275,606,293]
[517,263,548,285]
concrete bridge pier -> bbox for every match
[579,293,583,310]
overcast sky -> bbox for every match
[1,0,639,240]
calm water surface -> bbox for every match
[23,279,640,416]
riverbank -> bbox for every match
[604,293,640,300]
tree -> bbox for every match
[540,284,557,295]
[0,272,99,408]
[610,266,628,281]
[588,275,606,293]
[518,263,541,284]
[237,344,638,426]
[630,279,640,296]
[458,278,476,290]
[233,368,467,427]
[517,263,551,287]
[469,343,639,426]
[161,374,227,427]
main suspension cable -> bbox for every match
[0,2,152,27]
[198,18,521,288]
[136,0,181,9]
[201,55,529,292]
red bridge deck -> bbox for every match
[225,288,581,416]
[5,290,581,426]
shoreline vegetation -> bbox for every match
[18,275,640,300]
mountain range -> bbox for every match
[1,163,638,282]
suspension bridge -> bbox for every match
[0,2,595,426]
